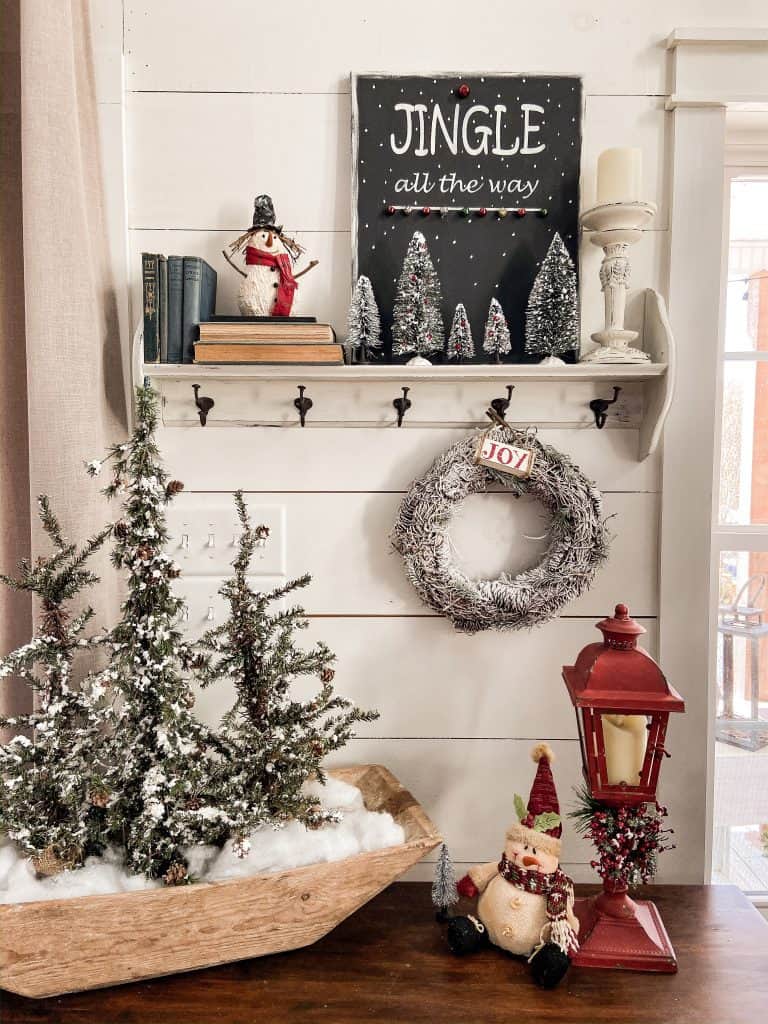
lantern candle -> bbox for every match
[601,713,647,785]
[596,147,642,204]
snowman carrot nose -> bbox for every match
[265,231,274,248]
[522,855,541,868]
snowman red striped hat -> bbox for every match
[506,743,563,859]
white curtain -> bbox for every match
[0,0,127,720]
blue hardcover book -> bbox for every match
[182,257,217,364]
[166,255,184,363]
[141,253,160,363]
[158,255,168,362]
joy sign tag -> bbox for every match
[475,436,536,478]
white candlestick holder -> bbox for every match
[580,200,657,364]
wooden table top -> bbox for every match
[2,883,767,1023]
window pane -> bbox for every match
[717,360,768,524]
[713,550,768,893]
[725,177,768,354]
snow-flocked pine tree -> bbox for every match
[89,386,227,884]
[447,303,474,362]
[482,298,511,363]
[0,497,111,874]
[524,232,579,364]
[391,231,445,364]
[431,843,459,921]
[194,491,379,846]
[346,275,382,363]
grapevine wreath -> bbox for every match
[391,427,610,633]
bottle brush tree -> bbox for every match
[431,843,459,921]
[194,491,378,848]
[391,231,445,364]
[346,275,382,363]
[482,298,511,363]
[88,385,228,884]
[0,497,111,875]
[524,232,579,364]
[447,303,474,362]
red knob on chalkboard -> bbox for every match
[477,207,488,217]
[457,83,471,98]
[516,208,527,218]
[385,204,396,216]
[421,206,432,216]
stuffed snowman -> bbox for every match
[223,195,318,317]
[448,743,579,989]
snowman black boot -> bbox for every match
[528,942,571,989]
[447,914,488,956]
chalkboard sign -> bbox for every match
[351,73,582,363]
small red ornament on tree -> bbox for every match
[516,208,527,218]
[477,207,488,218]
[421,207,431,217]
[457,83,471,98]
[385,204,396,216]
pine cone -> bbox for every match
[114,520,129,539]
[184,796,202,811]
[163,862,188,886]
[166,480,185,497]
[136,544,154,562]
[89,787,110,808]
[32,845,80,878]
[320,668,335,683]
[168,564,181,579]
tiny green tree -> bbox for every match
[89,385,227,883]
[391,231,445,362]
[347,275,382,363]
[482,298,511,363]
[524,232,579,364]
[194,491,378,844]
[0,497,110,873]
[447,303,474,362]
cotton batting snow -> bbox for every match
[0,777,405,905]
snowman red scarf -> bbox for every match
[245,245,298,317]
[498,853,579,955]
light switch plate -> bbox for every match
[174,576,287,641]
[166,494,286,576]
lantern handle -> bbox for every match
[730,573,766,612]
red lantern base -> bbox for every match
[572,880,677,973]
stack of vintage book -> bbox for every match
[194,316,343,365]
[142,253,217,364]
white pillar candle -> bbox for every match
[601,714,648,786]
[596,147,642,204]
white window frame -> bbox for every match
[664,30,768,900]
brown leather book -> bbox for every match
[197,322,335,342]
[194,342,344,364]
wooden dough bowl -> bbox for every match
[0,764,440,998]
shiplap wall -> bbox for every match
[92,1,768,884]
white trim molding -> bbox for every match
[663,30,768,887]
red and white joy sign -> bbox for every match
[476,437,536,478]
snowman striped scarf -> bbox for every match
[498,853,579,955]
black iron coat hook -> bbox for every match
[192,384,214,427]
[490,384,515,421]
[294,385,313,427]
[393,387,412,427]
[589,386,622,429]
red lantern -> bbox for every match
[562,604,685,973]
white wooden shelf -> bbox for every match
[143,362,667,384]
[134,289,675,461]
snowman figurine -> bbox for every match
[223,195,318,317]
[449,744,580,989]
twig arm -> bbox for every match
[294,259,320,281]
[222,249,247,278]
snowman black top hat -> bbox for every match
[251,194,282,232]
